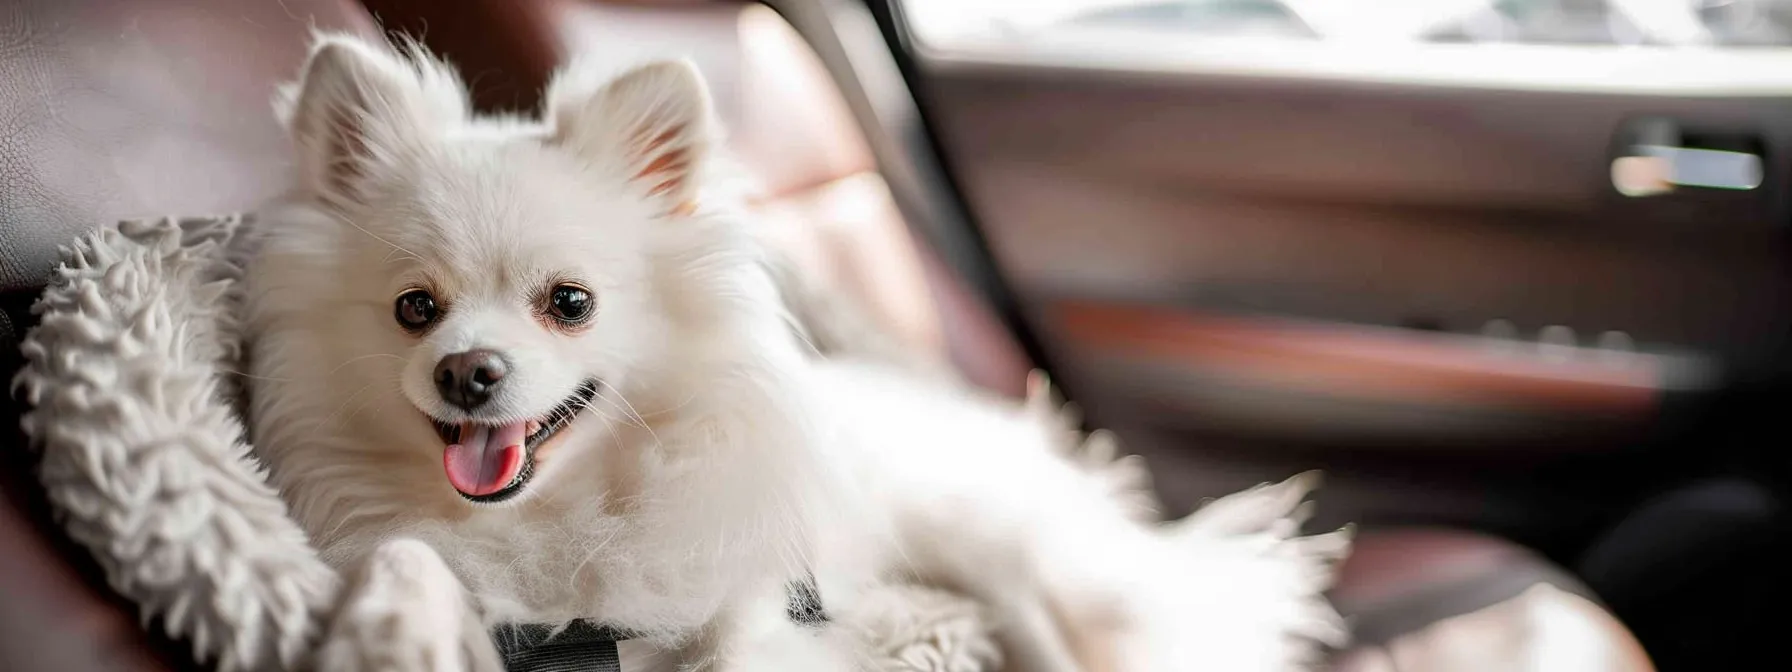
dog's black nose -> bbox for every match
[435,349,509,411]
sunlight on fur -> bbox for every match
[242,33,1349,671]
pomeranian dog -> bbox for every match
[244,34,1347,671]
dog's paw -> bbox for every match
[1178,471,1326,538]
[1134,473,1352,671]
[840,584,1002,672]
[1025,370,1159,522]
[315,539,504,672]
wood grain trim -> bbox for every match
[1051,301,1663,415]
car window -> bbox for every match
[904,0,1792,47]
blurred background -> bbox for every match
[3,0,1791,670]
[907,0,1792,46]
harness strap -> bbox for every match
[493,574,827,671]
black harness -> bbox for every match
[492,576,829,672]
[491,621,631,672]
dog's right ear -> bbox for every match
[278,34,466,206]
[545,59,717,217]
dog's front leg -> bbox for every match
[314,538,504,672]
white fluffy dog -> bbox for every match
[244,34,1347,672]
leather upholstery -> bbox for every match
[0,1,1650,671]
[1333,530,1655,671]
[0,1,375,670]
[0,0,373,294]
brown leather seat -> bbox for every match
[0,0,378,669]
[0,1,1651,670]
[1332,529,1652,671]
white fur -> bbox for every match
[245,34,1345,671]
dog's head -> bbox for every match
[267,36,723,504]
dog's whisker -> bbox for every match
[598,410,630,447]
[382,247,422,265]
[218,368,296,383]
[323,207,422,261]
[321,379,387,430]
[632,390,702,419]
[605,389,657,438]
[222,352,403,384]
[334,387,402,430]
[593,390,661,452]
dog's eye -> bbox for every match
[394,289,440,332]
[548,284,595,324]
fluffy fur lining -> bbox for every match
[15,216,339,671]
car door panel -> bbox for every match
[864,4,1792,536]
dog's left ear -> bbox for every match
[547,60,715,216]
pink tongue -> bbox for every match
[443,422,530,497]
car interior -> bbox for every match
[2,1,1787,670]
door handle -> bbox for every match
[1611,118,1764,197]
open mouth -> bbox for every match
[431,380,599,503]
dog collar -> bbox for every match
[492,576,828,671]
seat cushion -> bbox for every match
[1334,529,1654,671]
